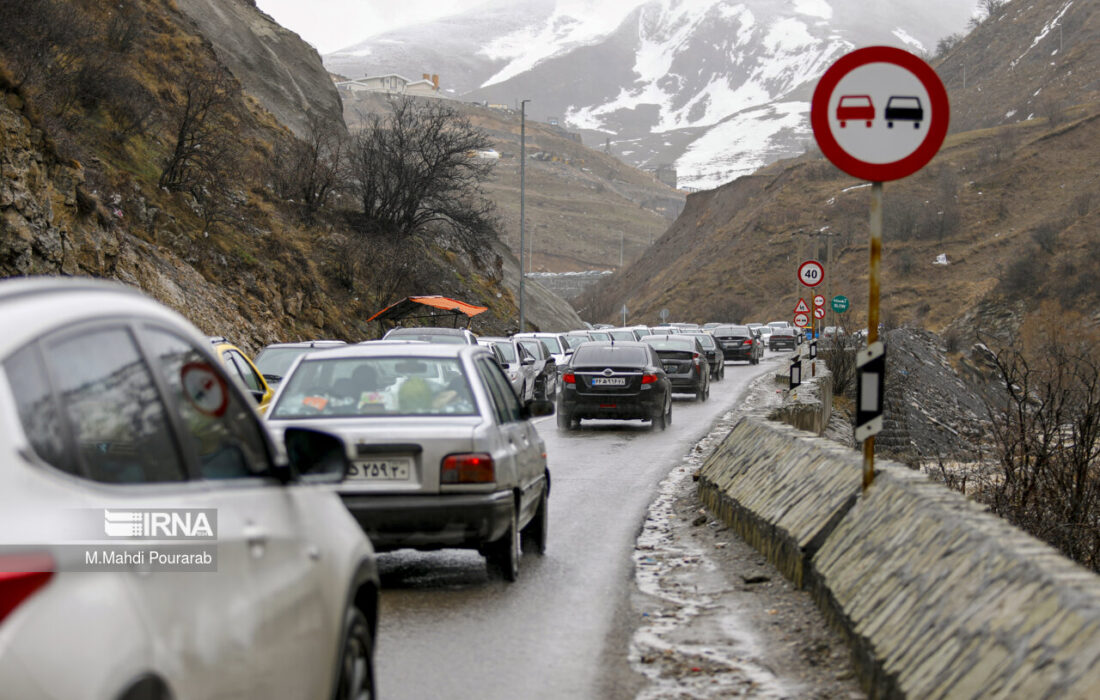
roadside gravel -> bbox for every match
[628,370,865,700]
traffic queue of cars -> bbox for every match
[0,277,802,699]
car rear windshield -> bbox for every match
[564,335,587,349]
[255,347,310,378]
[687,334,716,349]
[643,338,695,352]
[716,326,751,336]
[271,357,477,418]
[572,345,648,366]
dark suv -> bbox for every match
[713,325,763,364]
[558,342,672,430]
[642,335,711,401]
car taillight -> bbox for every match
[0,553,54,624]
[562,373,576,384]
[441,453,494,484]
[641,373,658,384]
[693,352,700,360]
[743,339,753,345]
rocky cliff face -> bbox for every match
[176,0,346,137]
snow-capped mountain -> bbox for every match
[326,0,978,189]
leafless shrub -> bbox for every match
[897,250,917,276]
[977,312,1100,571]
[328,229,420,308]
[821,329,860,396]
[1031,222,1060,255]
[1074,192,1092,217]
[271,112,345,222]
[999,251,1045,298]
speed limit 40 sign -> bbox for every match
[798,260,824,287]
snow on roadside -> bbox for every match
[629,374,793,699]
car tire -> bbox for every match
[487,504,520,582]
[521,480,549,555]
[335,605,375,700]
[665,397,672,426]
[696,383,706,402]
[557,406,573,430]
[652,405,667,431]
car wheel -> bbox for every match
[335,605,375,700]
[487,504,520,582]
[557,406,573,430]
[652,405,667,431]
[696,383,706,402]
[665,396,672,426]
[521,480,549,555]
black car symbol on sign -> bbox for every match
[885,96,923,128]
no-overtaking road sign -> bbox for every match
[811,46,949,182]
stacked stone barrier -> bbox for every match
[698,415,1100,698]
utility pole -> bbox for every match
[519,99,530,333]
[619,231,624,268]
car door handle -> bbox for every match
[244,523,268,558]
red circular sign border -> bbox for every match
[812,46,949,182]
[798,260,824,287]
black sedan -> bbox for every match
[557,342,672,430]
[768,327,801,352]
[682,331,725,381]
[713,324,764,364]
[641,335,710,401]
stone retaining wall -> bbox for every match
[697,417,1100,698]
[768,358,832,436]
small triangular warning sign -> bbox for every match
[794,298,810,313]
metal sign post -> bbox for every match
[811,46,949,493]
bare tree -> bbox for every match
[346,97,498,243]
[159,65,239,192]
[271,112,345,222]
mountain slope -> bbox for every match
[0,0,581,351]
[575,0,1100,335]
[326,0,978,189]
[341,91,683,273]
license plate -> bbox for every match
[591,377,626,386]
[348,457,412,481]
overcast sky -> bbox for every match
[256,0,489,54]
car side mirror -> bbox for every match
[283,427,350,484]
[523,399,555,419]
[522,356,536,366]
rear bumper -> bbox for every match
[340,490,513,551]
[561,392,662,420]
[668,374,705,391]
[769,339,797,350]
[722,347,755,360]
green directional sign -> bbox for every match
[831,295,850,313]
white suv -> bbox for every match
[0,278,378,700]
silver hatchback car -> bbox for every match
[265,343,554,581]
[0,277,378,700]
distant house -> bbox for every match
[335,73,443,98]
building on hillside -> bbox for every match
[335,73,443,98]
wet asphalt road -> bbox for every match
[373,354,783,700]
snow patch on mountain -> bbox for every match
[677,101,809,189]
[480,0,647,86]
[891,27,926,52]
[793,0,833,20]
